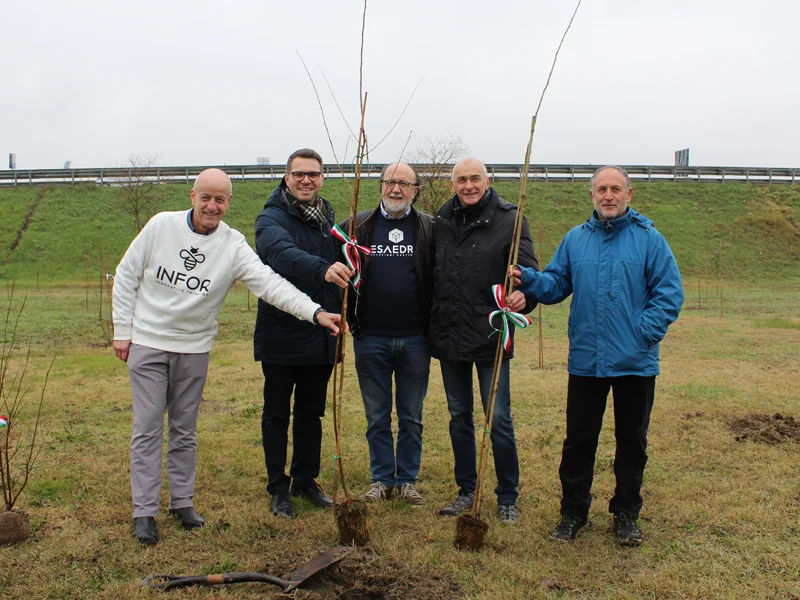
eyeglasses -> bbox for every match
[290,171,322,182]
[381,179,418,190]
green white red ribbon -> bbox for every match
[0,415,7,428]
[488,284,532,353]
[330,224,372,290]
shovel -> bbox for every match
[141,546,351,593]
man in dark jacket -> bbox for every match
[254,148,353,519]
[430,157,539,524]
[340,162,434,506]
[511,165,684,546]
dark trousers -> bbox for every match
[559,374,656,519]
[260,363,333,495]
[439,358,519,504]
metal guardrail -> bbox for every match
[0,163,797,187]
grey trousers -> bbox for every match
[128,343,209,518]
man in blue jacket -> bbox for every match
[254,148,353,519]
[511,165,683,546]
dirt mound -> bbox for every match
[279,548,462,600]
[728,413,800,444]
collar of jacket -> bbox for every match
[586,207,641,232]
[264,181,328,221]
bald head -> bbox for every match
[451,158,488,181]
[193,168,232,197]
[190,168,232,234]
[450,158,491,207]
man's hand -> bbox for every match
[113,340,131,362]
[325,263,354,289]
[507,290,526,313]
[315,311,342,335]
[509,266,523,287]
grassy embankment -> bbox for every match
[0,181,798,599]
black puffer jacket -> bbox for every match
[340,205,434,338]
[253,183,342,365]
[429,188,539,362]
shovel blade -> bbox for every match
[284,546,351,592]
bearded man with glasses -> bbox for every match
[338,162,434,507]
[254,148,353,519]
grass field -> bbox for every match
[0,181,799,598]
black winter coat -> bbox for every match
[429,188,539,362]
[253,184,342,365]
[340,205,435,338]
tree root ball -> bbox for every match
[0,511,30,545]
[335,501,369,546]
[454,514,488,551]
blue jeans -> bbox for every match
[353,335,431,487]
[439,358,519,505]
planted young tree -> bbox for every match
[408,132,469,214]
[456,0,583,551]
[114,154,164,232]
[0,285,57,544]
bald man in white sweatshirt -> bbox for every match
[113,168,340,545]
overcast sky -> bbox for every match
[2,0,798,170]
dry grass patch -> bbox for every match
[1,286,799,599]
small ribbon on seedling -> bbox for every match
[488,284,532,353]
[0,415,7,428]
[330,224,371,290]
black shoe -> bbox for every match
[271,492,296,518]
[168,507,205,530]
[290,481,333,509]
[548,514,588,542]
[438,493,474,517]
[613,512,643,547]
[133,517,158,545]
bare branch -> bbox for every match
[366,76,425,155]
[295,48,353,196]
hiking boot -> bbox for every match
[397,483,427,506]
[290,481,333,508]
[548,514,588,541]
[133,516,158,545]
[498,503,519,524]
[270,492,296,519]
[438,493,474,517]
[613,512,643,547]
[168,507,205,529]
[361,482,392,503]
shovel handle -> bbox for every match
[142,572,290,591]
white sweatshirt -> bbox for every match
[113,210,320,353]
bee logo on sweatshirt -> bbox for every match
[180,247,206,271]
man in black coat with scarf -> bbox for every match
[253,148,352,519]
[430,157,539,524]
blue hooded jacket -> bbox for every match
[517,208,683,377]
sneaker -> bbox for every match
[397,483,427,506]
[548,514,588,541]
[270,492,296,519]
[497,503,519,524]
[613,512,643,546]
[290,481,333,508]
[361,482,392,503]
[438,493,474,517]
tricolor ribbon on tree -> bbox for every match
[0,415,7,428]
[488,284,532,353]
[330,224,372,290]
